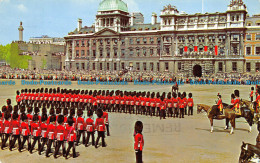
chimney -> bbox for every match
[130,13,134,26]
[151,13,157,25]
[78,18,82,31]
[18,21,24,41]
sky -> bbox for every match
[0,0,259,45]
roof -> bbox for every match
[98,0,128,13]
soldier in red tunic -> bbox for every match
[9,112,21,151]
[54,115,66,158]
[179,94,185,118]
[145,92,151,116]
[85,110,95,147]
[134,121,144,163]
[19,113,31,152]
[46,115,56,157]
[160,93,166,120]
[1,111,12,150]
[216,93,223,115]
[0,112,3,145]
[102,107,110,136]
[39,114,48,155]
[165,92,173,117]
[172,92,178,118]
[65,116,77,159]
[183,92,188,115]
[95,109,106,148]
[135,92,141,115]
[30,114,41,154]
[76,109,86,146]
[150,92,156,116]
[187,93,194,116]
[155,92,161,117]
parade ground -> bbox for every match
[0,80,257,163]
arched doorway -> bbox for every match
[193,65,202,77]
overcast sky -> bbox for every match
[0,0,259,45]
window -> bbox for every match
[76,50,79,57]
[257,23,260,26]
[218,62,223,72]
[157,48,160,56]
[180,48,184,54]
[157,63,160,72]
[165,62,169,71]
[121,63,124,70]
[100,49,103,57]
[136,62,140,71]
[100,63,102,70]
[107,39,110,45]
[93,40,96,46]
[157,38,161,44]
[81,41,85,47]
[143,48,146,56]
[81,50,85,57]
[107,51,110,58]
[150,63,154,71]
[121,39,125,45]
[256,35,260,41]
[130,49,134,55]
[107,63,109,71]
[76,41,79,47]
[166,47,170,54]
[114,63,117,71]
[246,47,251,55]
[114,39,118,44]
[136,38,140,44]
[130,38,133,44]
[231,16,235,21]
[256,63,260,72]
[256,47,260,55]
[143,63,146,71]
[99,39,103,45]
[114,49,117,57]
[143,38,147,44]
[137,49,140,56]
[246,35,251,40]
[178,62,182,70]
[93,50,96,57]
[150,49,153,55]
[232,62,237,71]
[121,49,125,56]
[247,23,251,26]
[233,34,239,41]
[82,63,85,70]
[93,63,95,70]
[76,63,79,70]
[150,38,154,44]
[246,63,251,72]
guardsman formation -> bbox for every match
[0,97,108,159]
[0,87,194,160]
[15,88,194,120]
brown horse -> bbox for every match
[239,142,260,163]
[225,99,255,132]
[197,104,236,134]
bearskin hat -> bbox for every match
[234,90,239,97]
[135,121,143,134]
[188,93,192,98]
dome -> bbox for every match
[98,0,128,13]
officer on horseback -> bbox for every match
[233,90,241,115]
[230,93,235,110]
[216,93,223,115]
[250,87,254,102]
[255,88,260,113]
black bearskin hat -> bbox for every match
[234,90,239,97]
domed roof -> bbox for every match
[98,0,128,13]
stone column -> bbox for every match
[72,41,75,61]
[226,33,230,56]
[240,33,244,56]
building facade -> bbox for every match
[65,0,257,77]
[244,14,260,73]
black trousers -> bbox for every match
[10,135,21,150]
[46,139,55,157]
[66,141,76,158]
[95,131,105,147]
[188,107,193,116]
[150,107,155,116]
[1,133,11,149]
[106,124,110,136]
[85,132,95,146]
[54,141,65,157]
[174,107,179,118]
[179,108,184,118]
[160,109,166,119]
[30,136,41,153]
[167,107,173,117]
[135,150,142,163]
[76,130,85,145]
[20,136,31,151]
[39,137,48,154]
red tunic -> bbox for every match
[86,118,94,132]
[56,125,65,141]
[187,98,194,107]
[20,121,30,136]
[95,118,105,132]
[134,133,144,151]
[11,120,20,135]
[65,125,76,142]
[102,112,109,124]
[47,123,56,139]
[76,117,85,130]
[40,122,48,138]
[31,122,41,137]
[3,120,12,133]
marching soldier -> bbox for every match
[95,109,106,148]
[134,121,144,163]
[187,93,194,116]
[85,110,95,147]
